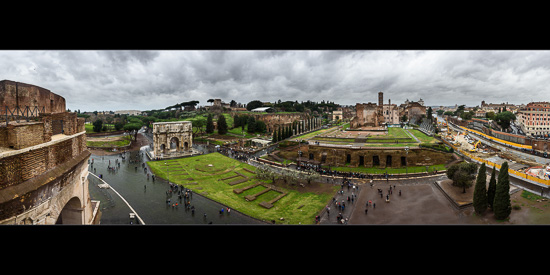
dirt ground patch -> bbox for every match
[267,178,336,195]
[87,133,150,156]
[87,135,125,142]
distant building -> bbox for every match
[382,99,399,124]
[517,102,550,137]
[481,100,518,113]
[251,107,275,113]
[115,110,141,116]
[350,92,412,128]
[475,109,487,118]
[332,109,343,121]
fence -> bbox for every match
[1,106,45,126]
[457,125,532,150]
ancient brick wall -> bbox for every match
[7,122,45,149]
[0,126,7,147]
[0,133,87,191]
[231,112,310,133]
[350,103,382,128]
[0,80,66,114]
[0,150,90,223]
[307,145,453,168]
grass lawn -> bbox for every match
[85,123,116,134]
[387,127,410,139]
[147,152,337,224]
[408,129,437,144]
[294,127,336,140]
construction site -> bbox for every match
[441,120,550,184]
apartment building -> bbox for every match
[517,102,550,137]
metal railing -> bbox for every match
[0,106,45,126]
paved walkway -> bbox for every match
[89,172,146,225]
[318,174,472,225]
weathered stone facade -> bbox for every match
[399,101,426,124]
[350,102,382,128]
[307,145,453,168]
[152,121,193,158]
[0,80,98,224]
[0,80,66,115]
[246,112,309,133]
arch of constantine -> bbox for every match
[152,121,197,159]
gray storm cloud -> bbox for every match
[0,50,549,111]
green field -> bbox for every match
[147,153,337,224]
[85,123,116,133]
[408,129,437,144]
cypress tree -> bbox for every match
[473,163,488,215]
[272,129,278,143]
[287,125,292,138]
[493,162,511,220]
[206,113,214,134]
[278,126,283,141]
[247,116,256,133]
[217,114,228,135]
[487,165,497,209]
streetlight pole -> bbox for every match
[165,162,169,185]
[405,146,409,175]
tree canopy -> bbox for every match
[495,111,516,130]
[446,162,478,193]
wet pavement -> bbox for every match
[87,148,265,225]
[318,174,479,225]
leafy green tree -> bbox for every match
[454,105,466,117]
[255,120,266,133]
[473,163,488,214]
[114,121,125,131]
[246,100,263,111]
[206,113,214,134]
[123,122,142,140]
[217,114,228,135]
[447,162,478,193]
[485,111,496,120]
[487,166,497,209]
[192,117,206,135]
[495,111,516,131]
[93,119,103,132]
[443,111,454,116]
[493,162,512,220]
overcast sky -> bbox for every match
[1,50,549,112]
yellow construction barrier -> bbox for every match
[441,137,550,186]
[458,126,532,150]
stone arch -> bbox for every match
[170,136,180,151]
[56,197,83,224]
[152,121,193,159]
[19,217,34,225]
